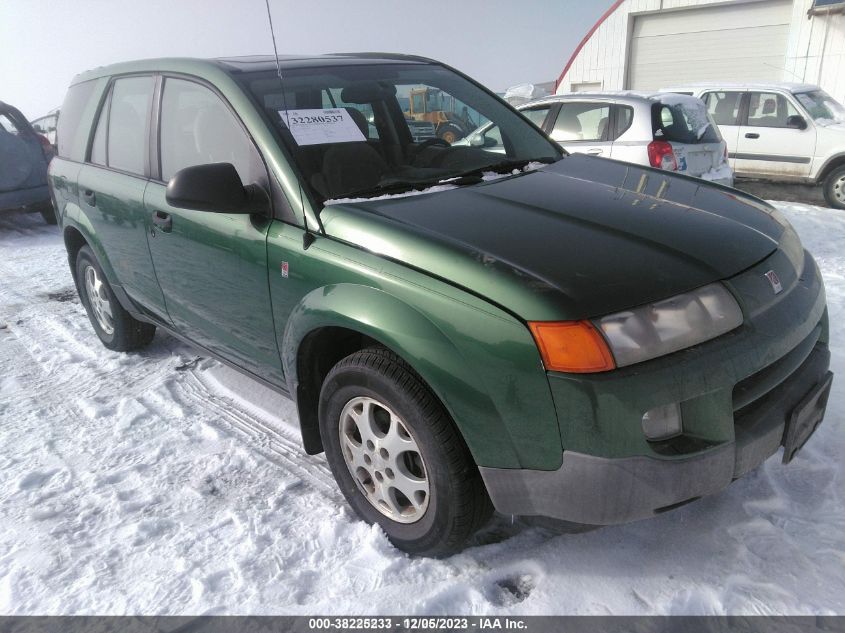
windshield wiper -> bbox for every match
[328,157,557,202]
[446,156,558,182]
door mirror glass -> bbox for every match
[165,163,268,214]
[786,114,808,130]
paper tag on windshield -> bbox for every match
[279,108,366,146]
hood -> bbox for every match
[321,154,784,320]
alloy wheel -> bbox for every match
[338,396,430,523]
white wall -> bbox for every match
[558,0,845,102]
[786,1,845,100]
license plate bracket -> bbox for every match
[782,371,833,464]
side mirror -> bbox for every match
[468,133,485,147]
[165,163,268,214]
[786,115,808,130]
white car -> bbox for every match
[457,92,733,186]
[663,83,845,209]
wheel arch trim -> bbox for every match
[280,283,528,469]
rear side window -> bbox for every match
[612,106,634,140]
[107,76,154,175]
[90,90,111,166]
[159,78,261,183]
[746,92,800,128]
[552,103,610,142]
[703,91,742,125]
[522,106,550,128]
[57,79,98,160]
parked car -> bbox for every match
[663,83,845,209]
[456,92,733,186]
[0,100,56,224]
[50,55,832,556]
[30,109,59,147]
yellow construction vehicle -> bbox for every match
[404,87,477,143]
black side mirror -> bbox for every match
[786,115,808,130]
[165,163,269,214]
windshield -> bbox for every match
[237,63,562,203]
[794,90,845,125]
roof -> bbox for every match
[71,53,434,85]
[520,90,702,106]
[661,82,821,93]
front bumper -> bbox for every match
[480,343,831,524]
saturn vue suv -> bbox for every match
[48,54,833,556]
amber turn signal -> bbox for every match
[528,321,616,373]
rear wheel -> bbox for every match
[822,165,845,209]
[75,245,155,351]
[318,347,492,557]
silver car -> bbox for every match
[459,92,733,186]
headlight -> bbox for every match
[594,283,743,368]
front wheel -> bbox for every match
[75,245,156,351]
[318,347,492,557]
[822,166,845,209]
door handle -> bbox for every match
[586,148,603,155]
[745,133,760,139]
[82,188,96,206]
[151,210,172,233]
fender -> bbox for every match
[63,203,121,288]
[281,283,562,470]
[815,151,845,183]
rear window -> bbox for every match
[57,79,98,160]
[652,98,721,144]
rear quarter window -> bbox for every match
[57,79,98,160]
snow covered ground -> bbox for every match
[0,202,843,616]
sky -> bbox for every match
[0,0,612,120]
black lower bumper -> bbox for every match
[479,344,832,525]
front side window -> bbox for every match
[746,92,800,128]
[107,76,154,175]
[159,78,260,183]
[238,63,562,202]
[703,91,743,126]
[552,103,611,142]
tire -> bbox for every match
[823,165,845,210]
[318,347,492,557]
[437,123,465,144]
[38,202,57,225]
[75,245,155,351]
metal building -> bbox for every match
[556,0,845,100]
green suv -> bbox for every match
[49,54,833,556]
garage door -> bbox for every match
[628,0,792,91]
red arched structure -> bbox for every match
[554,0,626,93]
